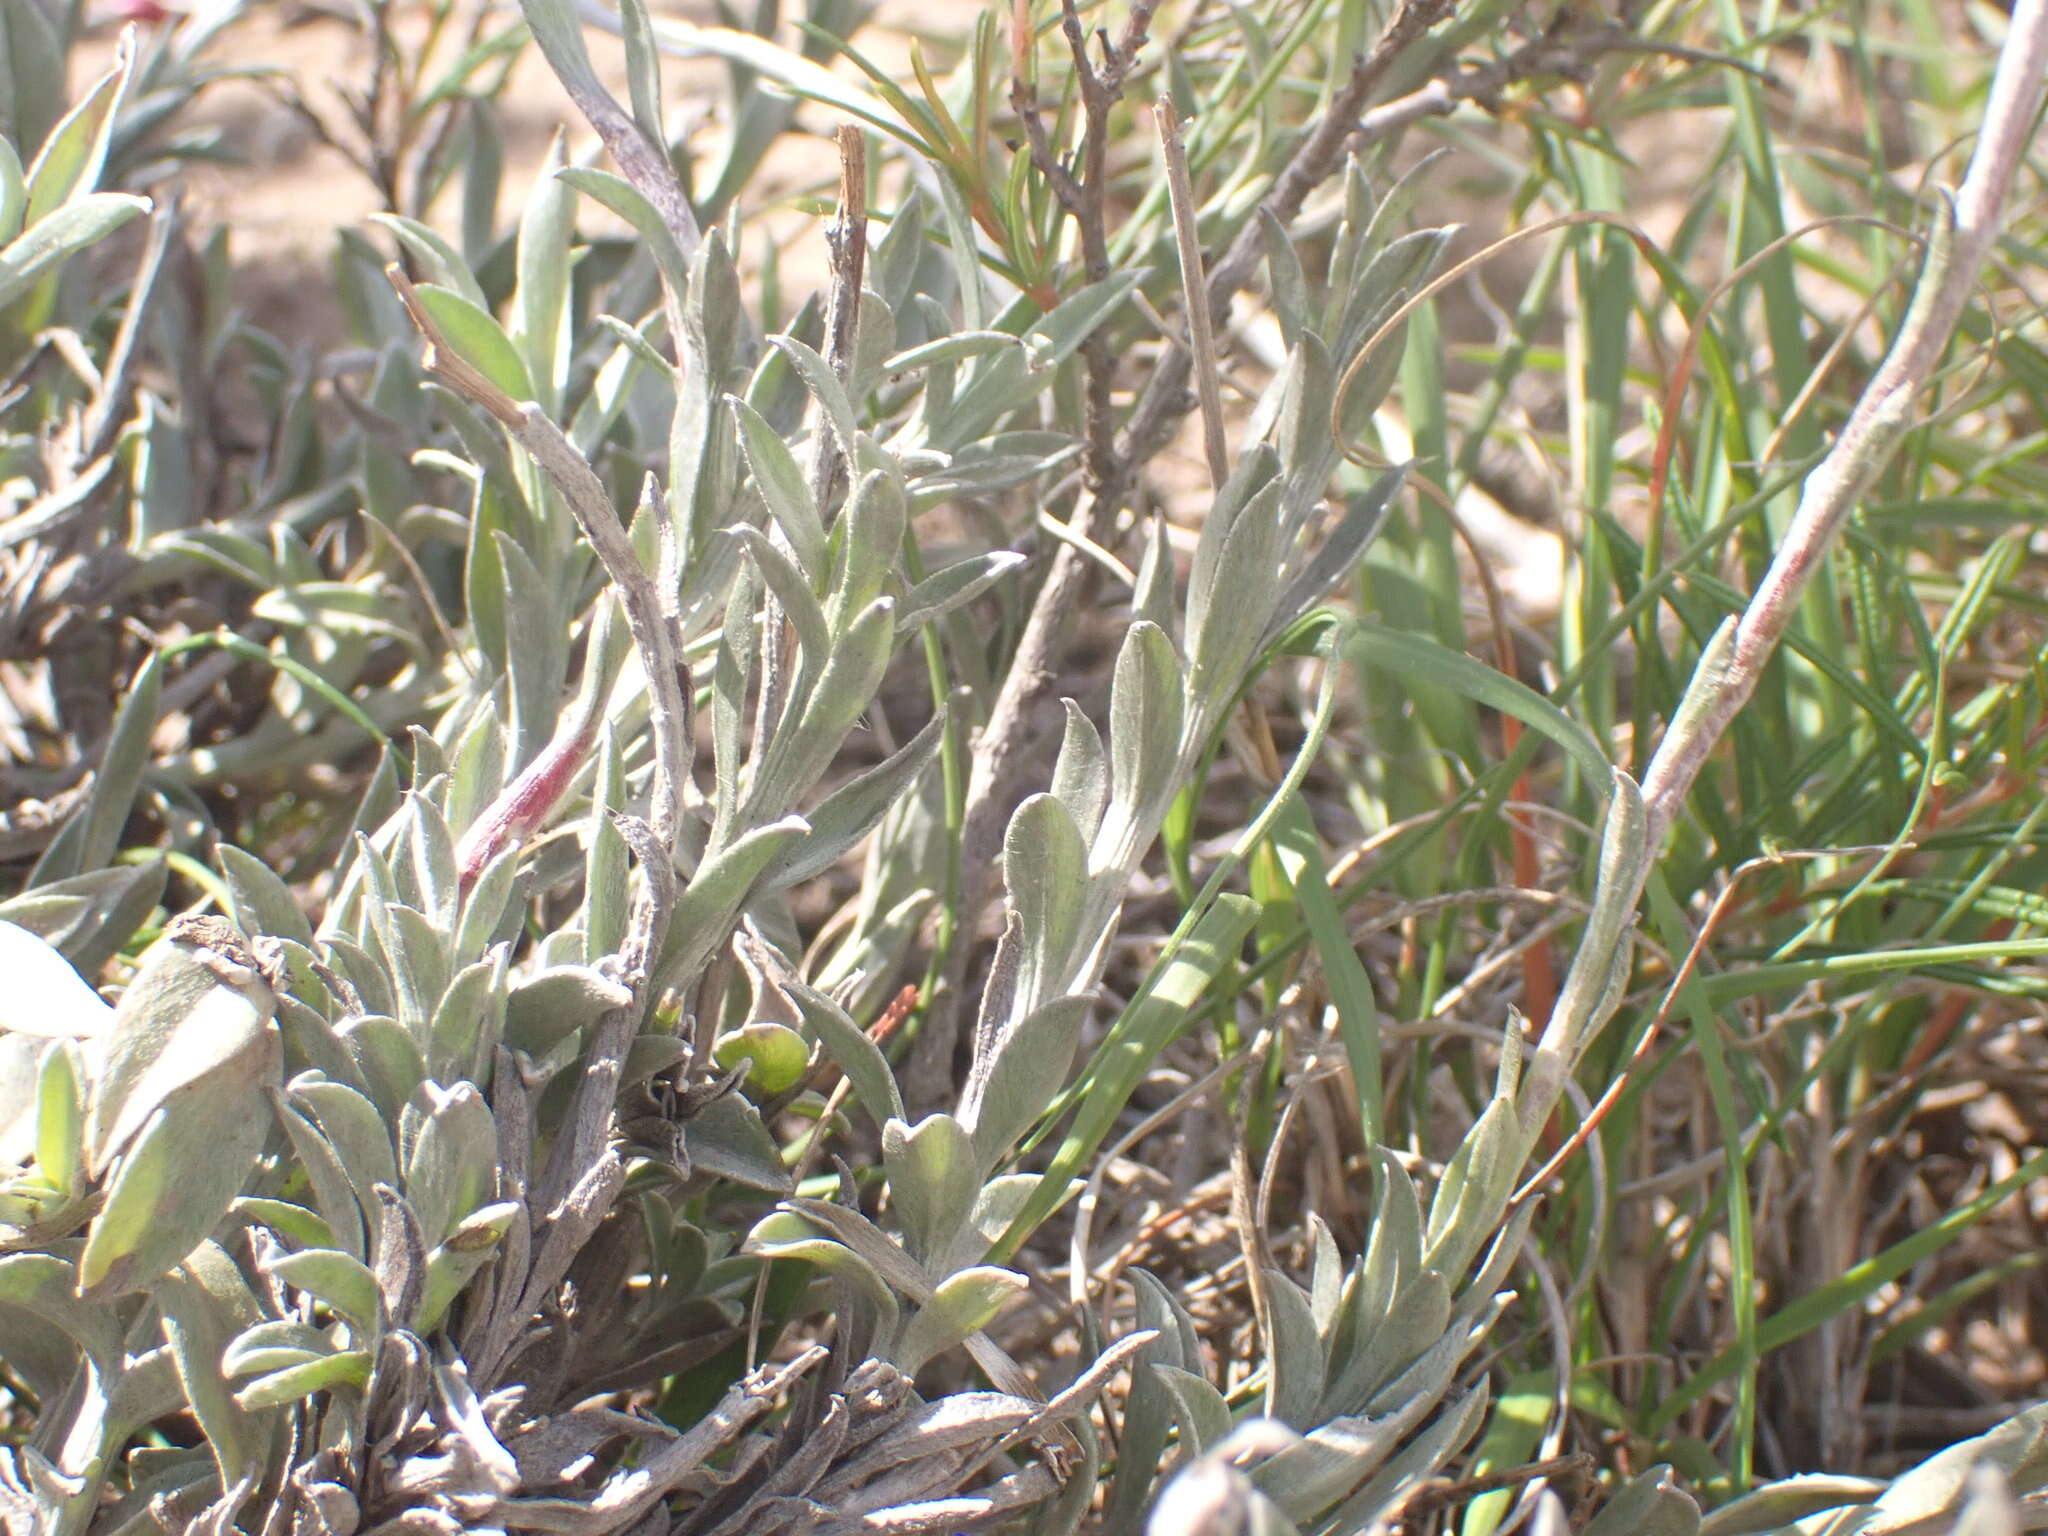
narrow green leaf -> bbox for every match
[965,994,1089,1172]
[0,139,25,246]
[23,36,132,224]
[1345,621,1611,788]
[266,1247,383,1328]
[892,1266,1026,1375]
[369,213,488,309]
[762,710,946,890]
[413,284,534,403]
[158,1243,273,1493]
[558,167,692,314]
[993,895,1258,1260]
[731,397,826,574]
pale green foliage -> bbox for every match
[2,0,2046,1532]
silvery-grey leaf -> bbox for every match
[1152,1364,1234,1457]
[383,905,453,1031]
[401,1081,499,1247]
[792,981,904,1128]
[1951,1466,2021,1536]
[737,524,831,671]
[504,964,633,1057]
[274,1099,369,1259]
[653,815,810,999]
[954,1175,1054,1268]
[1048,702,1108,848]
[1261,208,1309,351]
[1329,1150,1420,1386]
[1098,622,1186,874]
[84,917,278,1177]
[514,127,575,414]
[444,710,507,862]
[927,350,1029,451]
[831,471,909,630]
[1186,479,1285,721]
[556,166,692,321]
[0,201,151,335]
[786,1198,935,1301]
[323,935,395,1019]
[1262,1270,1325,1430]
[340,1014,429,1122]
[1697,1475,1885,1536]
[852,287,897,411]
[1247,334,1328,493]
[1266,465,1407,648]
[415,1198,521,1332]
[290,1075,399,1206]
[29,1043,82,1200]
[882,1113,978,1269]
[219,846,315,949]
[0,1251,121,1368]
[1582,1465,1702,1536]
[898,551,1025,634]
[495,532,570,772]
[1130,515,1177,639]
[403,793,459,935]
[264,1246,382,1330]
[1421,1094,1518,1283]
[1307,1216,1344,1342]
[0,1035,41,1167]
[1187,445,1277,622]
[710,557,759,835]
[1862,1403,2048,1535]
[683,1092,792,1193]
[1334,228,1455,363]
[90,1451,220,1536]
[883,330,1022,377]
[1024,269,1148,370]
[1317,1380,1489,1531]
[78,1074,273,1299]
[744,1212,900,1345]
[220,1318,336,1379]
[890,1266,1026,1377]
[428,956,504,1088]
[870,186,927,311]
[1255,1386,1436,1522]
[968,912,1024,1080]
[768,333,858,469]
[1523,769,1645,1139]
[0,857,163,976]
[962,994,1088,1172]
[1327,292,1411,447]
[748,597,895,821]
[1319,1267,1448,1419]
[762,710,947,891]
[1150,1458,1300,1536]
[157,1241,273,1495]
[1001,794,1088,1016]
[909,439,1081,500]
[1364,1307,1493,1421]
[1103,1271,1203,1531]
[582,734,630,968]
[1454,1200,1537,1327]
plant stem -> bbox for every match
[1636,0,2048,850]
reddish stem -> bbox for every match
[454,716,604,893]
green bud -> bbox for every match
[75,917,282,1298]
